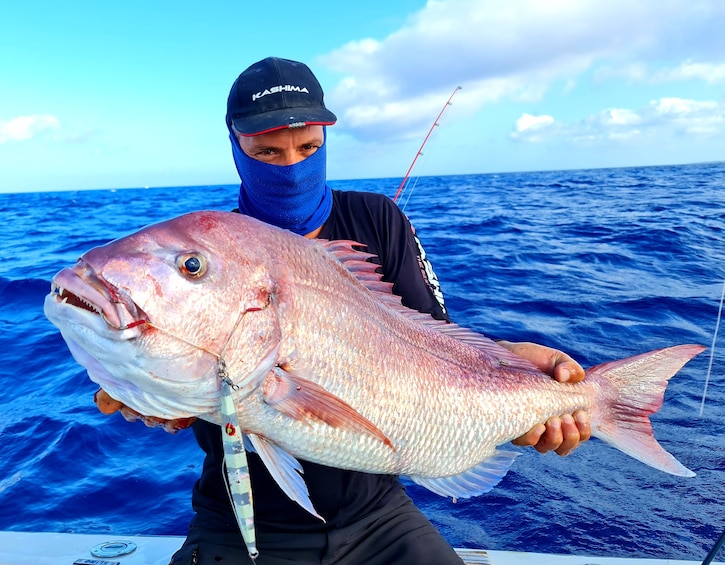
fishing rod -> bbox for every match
[702,527,725,565]
[393,85,462,207]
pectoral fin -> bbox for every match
[262,366,393,449]
[408,450,520,500]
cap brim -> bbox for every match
[231,107,337,136]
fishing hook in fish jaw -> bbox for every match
[100,311,148,331]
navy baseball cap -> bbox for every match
[227,57,337,136]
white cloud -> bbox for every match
[653,61,725,84]
[651,97,718,116]
[600,108,642,127]
[648,97,724,135]
[320,0,725,141]
[516,114,556,131]
[510,114,556,142]
[509,97,724,144]
[598,60,725,85]
[0,115,60,143]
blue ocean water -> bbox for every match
[1,162,724,561]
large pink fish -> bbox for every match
[44,210,702,515]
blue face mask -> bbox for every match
[229,129,333,236]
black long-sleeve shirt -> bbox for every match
[189,190,448,534]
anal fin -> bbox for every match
[408,450,520,500]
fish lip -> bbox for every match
[49,260,147,331]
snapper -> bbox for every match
[44,210,702,555]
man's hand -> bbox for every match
[496,340,591,456]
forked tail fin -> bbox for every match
[589,344,705,477]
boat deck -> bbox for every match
[0,531,720,565]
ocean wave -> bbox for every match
[1,163,724,559]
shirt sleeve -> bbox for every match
[378,200,448,321]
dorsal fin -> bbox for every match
[317,239,541,373]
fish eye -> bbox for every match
[176,253,207,278]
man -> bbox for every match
[99,57,590,564]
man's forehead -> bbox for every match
[239,126,324,147]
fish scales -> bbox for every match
[235,237,594,476]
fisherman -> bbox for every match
[100,57,591,564]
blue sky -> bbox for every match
[2,0,724,193]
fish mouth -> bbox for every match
[49,260,148,332]
[46,259,219,424]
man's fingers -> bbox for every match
[511,423,546,448]
[554,414,580,456]
[511,411,591,455]
[94,388,196,433]
[553,359,586,383]
[94,388,123,415]
[574,410,592,442]
[535,416,564,454]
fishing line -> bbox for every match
[399,168,424,213]
[677,276,725,564]
[393,86,461,209]
[123,296,272,369]
[698,276,725,417]
[142,319,221,360]
[695,278,725,565]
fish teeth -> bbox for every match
[80,296,101,313]
[51,283,102,314]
